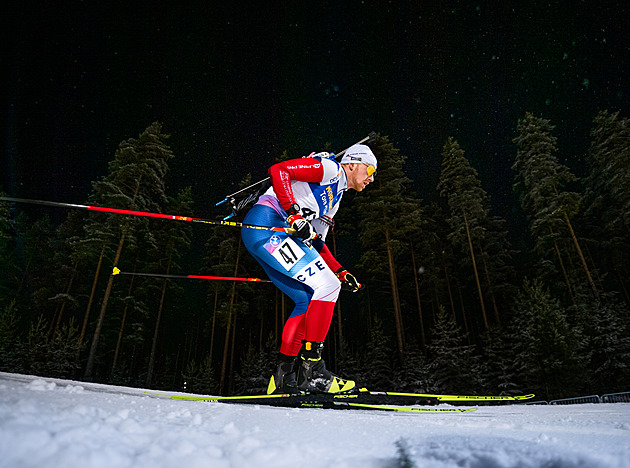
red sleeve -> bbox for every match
[268,158,325,210]
[319,243,342,272]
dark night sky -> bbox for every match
[3,1,629,224]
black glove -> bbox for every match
[335,268,362,292]
[286,204,316,242]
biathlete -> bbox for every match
[240,144,377,394]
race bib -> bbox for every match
[270,237,306,271]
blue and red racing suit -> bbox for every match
[241,153,347,356]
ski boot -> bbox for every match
[267,354,299,395]
[297,341,356,393]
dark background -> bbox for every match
[3,1,629,224]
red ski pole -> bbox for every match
[0,196,294,234]
[112,267,271,283]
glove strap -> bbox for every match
[286,203,300,217]
[287,213,303,226]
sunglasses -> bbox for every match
[364,163,376,177]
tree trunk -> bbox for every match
[84,230,126,379]
[458,285,470,338]
[52,261,78,337]
[479,247,500,326]
[563,212,598,297]
[146,266,170,387]
[210,289,218,361]
[77,244,105,355]
[550,226,576,306]
[462,210,488,331]
[219,239,241,394]
[228,310,237,394]
[385,228,404,362]
[112,273,136,373]
[441,252,456,320]
[85,175,142,379]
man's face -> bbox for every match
[345,163,375,192]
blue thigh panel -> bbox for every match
[241,205,315,318]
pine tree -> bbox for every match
[234,343,271,395]
[74,226,113,355]
[511,279,585,399]
[14,215,57,320]
[0,300,20,372]
[202,222,247,394]
[152,355,179,390]
[144,187,193,387]
[85,122,174,379]
[513,113,597,299]
[361,317,394,390]
[437,137,491,331]
[394,341,431,393]
[182,354,218,395]
[480,327,520,395]
[335,335,362,384]
[46,206,103,341]
[416,203,459,323]
[111,279,145,375]
[20,316,50,376]
[46,318,82,378]
[584,110,630,232]
[569,288,630,394]
[480,216,518,326]
[582,110,630,300]
[426,306,482,394]
[354,134,422,361]
[586,299,630,392]
[0,194,18,305]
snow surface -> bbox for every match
[1,372,629,468]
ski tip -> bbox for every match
[144,391,171,398]
[513,394,536,401]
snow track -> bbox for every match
[1,372,629,468]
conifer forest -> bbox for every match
[1,111,630,401]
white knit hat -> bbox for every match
[340,144,377,170]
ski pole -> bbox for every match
[216,132,377,206]
[112,267,271,283]
[0,196,295,234]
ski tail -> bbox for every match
[333,402,478,413]
[358,389,535,402]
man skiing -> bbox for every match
[241,144,377,394]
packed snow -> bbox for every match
[1,372,629,468]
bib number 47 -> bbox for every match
[272,237,305,271]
